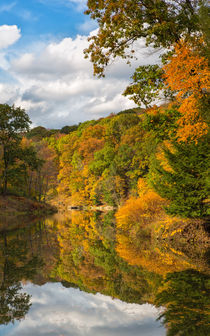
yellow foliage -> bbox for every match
[146,105,159,116]
[137,178,148,196]
[155,141,175,172]
[116,187,165,231]
[177,96,208,142]
[116,232,192,275]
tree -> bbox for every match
[84,0,201,77]
[32,140,58,201]
[163,38,209,142]
[0,230,42,325]
[60,125,78,134]
[0,104,31,194]
[125,37,209,142]
[156,270,210,336]
[27,126,59,141]
[150,136,209,218]
[123,65,169,108]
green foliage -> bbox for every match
[76,120,98,136]
[123,65,171,107]
[117,108,141,115]
[89,145,115,176]
[0,104,31,194]
[198,1,210,61]
[85,0,201,77]
[143,107,180,141]
[60,125,78,134]
[156,270,210,336]
[57,111,154,205]
[27,126,59,140]
[111,144,134,178]
[150,137,210,218]
[0,104,58,200]
[0,104,31,140]
[0,229,43,325]
[106,113,140,144]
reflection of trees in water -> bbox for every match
[155,270,210,336]
[0,212,209,332]
[55,211,210,334]
[0,219,58,325]
[0,231,38,324]
[55,211,161,304]
[0,283,31,325]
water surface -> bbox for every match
[0,211,209,335]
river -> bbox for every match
[0,211,209,336]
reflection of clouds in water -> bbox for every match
[0,282,165,336]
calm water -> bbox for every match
[0,211,209,336]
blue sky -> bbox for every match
[0,0,160,128]
[0,0,93,45]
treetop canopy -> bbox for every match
[84,0,202,77]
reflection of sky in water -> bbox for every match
[0,282,165,336]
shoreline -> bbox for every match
[0,194,57,230]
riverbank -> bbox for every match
[0,194,57,229]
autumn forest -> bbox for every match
[0,1,209,335]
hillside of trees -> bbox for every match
[0,2,209,334]
[0,1,209,231]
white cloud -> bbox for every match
[0,25,21,50]
[38,0,87,11]
[78,19,98,33]
[1,282,165,336]
[67,0,87,10]
[0,83,19,103]
[0,2,16,13]
[1,29,161,128]
[18,9,38,22]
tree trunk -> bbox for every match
[2,145,8,195]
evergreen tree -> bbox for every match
[150,136,209,218]
[155,270,210,336]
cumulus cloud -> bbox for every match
[1,29,162,128]
[0,25,21,50]
[1,283,165,336]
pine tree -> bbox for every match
[150,136,209,218]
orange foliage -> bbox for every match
[146,105,160,116]
[116,183,165,231]
[116,232,192,275]
[121,124,144,146]
[163,39,209,142]
[176,96,208,142]
[137,178,148,196]
[21,136,33,148]
[116,179,201,275]
[82,124,106,139]
[164,39,209,98]
[78,137,105,163]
